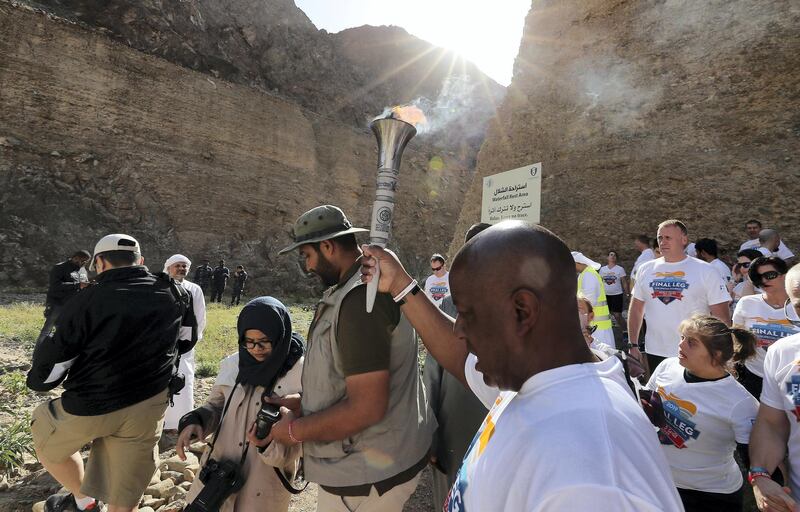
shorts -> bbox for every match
[31,389,169,507]
[606,294,624,313]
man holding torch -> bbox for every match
[273,205,435,512]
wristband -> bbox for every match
[748,467,772,485]
[393,279,418,303]
[288,420,301,444]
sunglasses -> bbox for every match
[785,300,800,328]
[431,265,443,271]
[242,339,271,350]
[736,261,751,269]
[757,270,782,281]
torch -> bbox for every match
[366,106,425,312]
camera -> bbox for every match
[168,371,186,396]
[255,402,281,440]
[184,458,245,512]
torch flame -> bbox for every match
[373,103,427,128]
[389,105,427,127]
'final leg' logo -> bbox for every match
[656,388,701,448]
[649,272,690,305]
[786,367,800,422]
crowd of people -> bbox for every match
[26,211,800,512]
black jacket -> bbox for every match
[45,260,82,306]
[232,270,248,290]
[193,264,213,286]
[211,265,229,286]
[27,266,197,416]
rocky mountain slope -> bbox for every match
[0,0,504,294]
[21,0,504,150]
[0,2,485,294]
[451,0,800,264]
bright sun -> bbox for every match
[295,0,531,86]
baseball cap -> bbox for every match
[89,234,141,271]
[571,251,601,270]
[279,205,368,255]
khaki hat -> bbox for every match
[571,251,601,271]
[89,233,141,271]
[279,205,368,255]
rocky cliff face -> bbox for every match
[451,0,800,265]
[0,3,475,294]
[21,0,504,149]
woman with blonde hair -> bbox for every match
[643,314,758,511]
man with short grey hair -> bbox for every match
[758,229,795,264]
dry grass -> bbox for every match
[0,301,316,377]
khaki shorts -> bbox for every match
[31,389,169,507]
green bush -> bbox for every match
[0,371,29,401]
[0,415,34,476]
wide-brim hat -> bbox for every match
[89,233,141,271]
[279,205,368,255]
[571,251,601,270]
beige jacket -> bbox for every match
[186,353,303,512]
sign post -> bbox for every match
[481,163,542,224]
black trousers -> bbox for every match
[677,486,743,512]
[230,288,243,306]
[211,286,225,303]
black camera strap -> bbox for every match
[205,379,308,495]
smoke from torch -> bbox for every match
[366,104,427,312]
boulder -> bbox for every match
[144,478,175,499]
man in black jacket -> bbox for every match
[192,259,213,294]
[36,250,91,347]
[210,259,229,303]
[27,234,196,512]
[229,265,248,306]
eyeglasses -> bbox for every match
[431,266,443,271]
[736,262,751,269]
[785,299,800,328]
[757,271,782,281]
[242,339,271,350]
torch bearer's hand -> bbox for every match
[360,244,414,297]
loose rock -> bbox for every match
[144,478,175,499]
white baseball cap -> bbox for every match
[571,251,601,270]
[89,234,141,271]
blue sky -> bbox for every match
[294,0,531,86]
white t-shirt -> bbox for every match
[599,265,627,295]
[424,271,450,305]
[754,241,795,260]
[760,333,800,499]
[646,358,758,493]
[633,256,731,357]
[444,354,684,511]
[732,295,800,377]
[742,239,794,260]
[685,243,697,258]
[632,248,655,281]
[709,259,732,285]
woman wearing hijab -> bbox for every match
[176,297,304,512]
